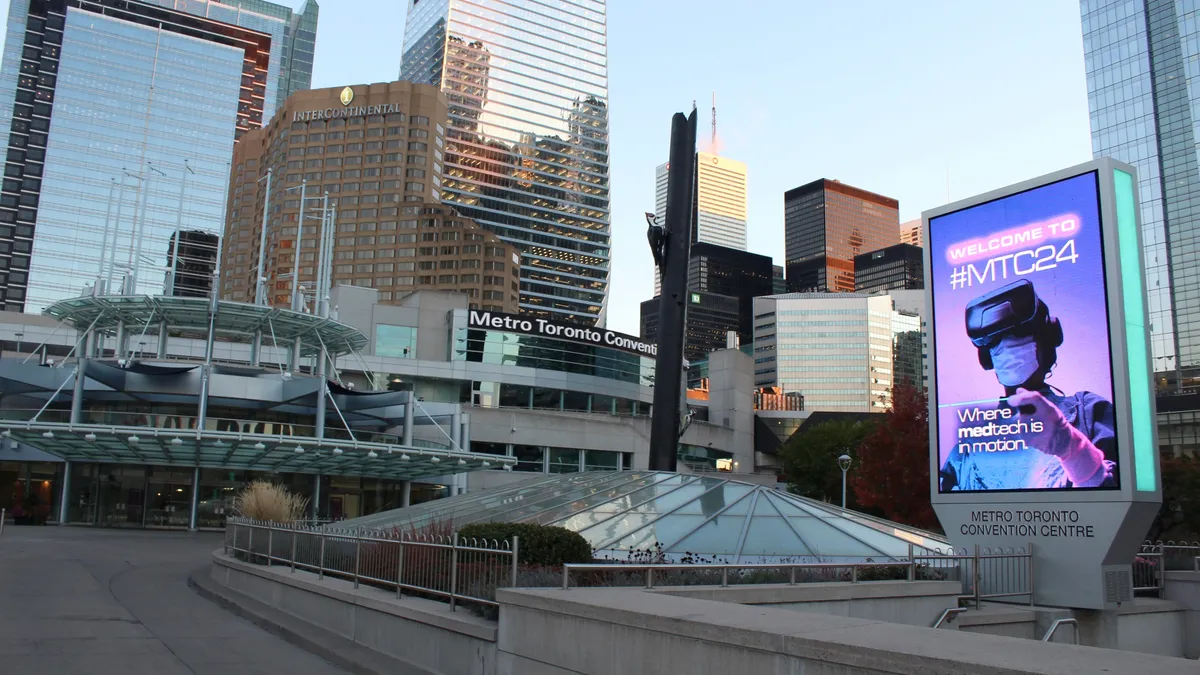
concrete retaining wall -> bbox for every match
[210,552,497,675]
[1165,570,1200,658]
[496,587,1198,675]
[656,580,961,626]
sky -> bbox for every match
[0,0,1095,335]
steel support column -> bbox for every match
[401,480,411,507]
[188,466,200,530]
[156,320,168,358]
[312,473,322,520]
[402,393,414,446]
[250,330,262,367]
[57,461,70,525]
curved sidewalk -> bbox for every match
[0,526,348,675]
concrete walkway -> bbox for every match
[0,526,348,675]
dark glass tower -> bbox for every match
[783,179,899,293]
[399,0,610,326]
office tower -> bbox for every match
[687,243,772,345]
[1080,0,1200,391]
[783,179,899,293]
[900,218,922,247]
[641,290,740,363]
[166,230,219,297]
[0,0,319,312]
[854,243,924,293]
[400,0,610,325]
[772,265,787,294]
[222,82,520,314]
[653,151,748,295]
[753,291,924,411]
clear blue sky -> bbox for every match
[2,0,1095,335]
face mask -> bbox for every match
[990,334,1041,387]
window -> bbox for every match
[412,115,430,125]
[409,128,429,139]
[418,246,437,256]
[406,182,425,191]
[441,246,458,255]
[406,169,425,178]
[461,259,480,269]
[440,231,459,241]
[438,274,457,284]
[439,260,457,270]
[513,445,543,472]
[462,245,481,254]
[484,261,505,271]
[367,127,384,137]
[408,141,427,151]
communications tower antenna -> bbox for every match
[711,92,717,152]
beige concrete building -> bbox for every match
[222,81,519,313]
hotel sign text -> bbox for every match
[293,103,402,122]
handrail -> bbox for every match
[562,560,916,591]
[1041,618,1078,644]
[932,607,966,628]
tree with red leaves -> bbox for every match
[851,382,940,532]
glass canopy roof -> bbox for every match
[338,471,950,562]
[43,295,368,356]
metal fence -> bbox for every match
[224,518,518,610]
[562,544,1034,609]
[1135,541,1200,597]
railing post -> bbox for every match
[851,565,858,583]
[974,544,981,610]
[511,535,519,588]
[248,525,254,562]
[291,526,297,573]
[226,521,233,555]
[646,567,654,589]
[267,526,273,567]
[908,543,915,581]
[1027,541,1035,606]
[721,567,729,587]
[396,537,405,599]
[1,508,5,536]
[450,533,459,612]
[562,565,570,591]
[318,532,326,580]
[354,532,361,590]
[789,566,796,586]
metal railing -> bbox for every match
[562,543,1034,605]
[224,517,518,610]
[1041,618,1078,644]
[1135,541,1200,597]
[932,607,966,628]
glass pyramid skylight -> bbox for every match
[338,471,949,563]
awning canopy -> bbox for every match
[0,421,514,481]
[43,295,368,357]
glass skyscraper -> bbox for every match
[1080,0,1200,390]
[0,0,317,312]
[400,0,611,326]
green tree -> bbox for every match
[1147,454,1200,542]
[781,418,873,506]
[852,383,940,531]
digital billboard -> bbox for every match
[928,171,1118,493]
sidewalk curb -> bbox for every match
[188,566,431,675]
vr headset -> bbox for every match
[964,279,1062,371]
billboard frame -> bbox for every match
[923,157,1160,506]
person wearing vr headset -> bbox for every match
[940,279,1116,491]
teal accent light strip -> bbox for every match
[1114,169,1156,492]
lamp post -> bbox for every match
[838,454,852,509]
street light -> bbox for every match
[837,454,852,509]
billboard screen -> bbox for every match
[929,171,1119,493]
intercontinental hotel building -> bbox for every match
[221,81,520,314]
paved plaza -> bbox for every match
[0,525,348,675]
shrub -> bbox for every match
[234,480,309,523]
[457,522,592,566]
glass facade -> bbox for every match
[400,0,611,325]
[337,471,947,562]
[754,293,926,411]
[1081,0,1200,388]
[454,327,654,386]
[783,179,900,293]
[853,243,924,293]
[0,0,317,312]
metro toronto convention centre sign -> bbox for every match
[467,310,658,357]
